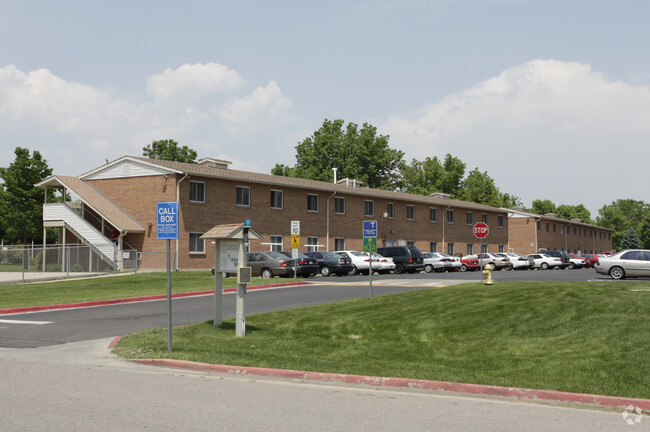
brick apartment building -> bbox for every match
[506,207,613,255]
[38,156,513,271]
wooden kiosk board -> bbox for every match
[201,223,263,328]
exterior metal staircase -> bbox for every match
[43,203,117,266]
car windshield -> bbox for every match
[320,251,341,259]
[266,251,289,260]
[350,251,368,257]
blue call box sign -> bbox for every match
[157,201,179,240]
[363,220,377,238]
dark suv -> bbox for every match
[540,250,570,269]
[376,246,425,274]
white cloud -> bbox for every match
[213,81,293,137]
[381,59,650,214]
[145,62,245,101]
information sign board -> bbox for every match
[157,201,179,240]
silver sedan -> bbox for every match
[594,249,650,279]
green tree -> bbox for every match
[0,148,54,243]
[456,168,521,207]
[142,139,198,163]
[621,227,642,250]
[531,199,557,215]
[400,155,466,196]
[639,217,650,249]
[556,204,593,224]
[596,199,650,251]
[272,119,404,190]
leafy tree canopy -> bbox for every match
[0,147,54,243]
[621,226,642,250]
[272,119,404,190]
[596,199,650,250]
[456,168,521,208]
[142,139,198,163]
[531,199,557,215]
[400,155,466,197]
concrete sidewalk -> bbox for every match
[0,271,117,285]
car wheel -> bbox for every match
[460,264,467,272]
[540,262,549,270]
[609,266,626,280]
[506,264,513,271]
[569,263,576,269]
[350,265,359,275]
[320,265,332,277]
[424,264,434,273]
[261,268,273,278]
[394,263,405,274]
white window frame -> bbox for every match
[236,186,250,207]
[335,197,345,214]
[466,212,473,225]
[364,200,374,217]
[307,236,319,252]
[406,204,415,221]
[307,194,319,212]
[189,181,206,203]
[429,207,437,223]
[387,202,394,218]
[189,232,205,253]
[269,235,283,252]
[447,209,455,224]
[334,237,345,251]
[270,190,283,210]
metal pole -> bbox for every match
[214,241,223,327]
[235,229,249,337]
[166,239,172,352]
[368,252,373,300]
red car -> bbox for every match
[460,255,480,272]
[581,254,599,268]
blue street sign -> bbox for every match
[363,220,377,238]
[157,201,179,240]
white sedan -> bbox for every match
[335,250,381,275]
[595,249,650,279]
[527,253,563,270]
[370,253,396,274]
[422,252,462,273]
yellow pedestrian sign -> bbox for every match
[291,234,300,249]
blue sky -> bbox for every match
[1,0,649,216]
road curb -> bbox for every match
[125,356,650,411]
[0,281,310,315]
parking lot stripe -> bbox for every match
[0,319,52,325]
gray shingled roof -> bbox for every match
[131,156,505,213]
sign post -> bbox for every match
[363,220,378,300]
[157,201,179,353]
[473,222,489,280]
[291,221,300,277]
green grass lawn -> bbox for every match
[0,272,300,309]
[113,281,650,399]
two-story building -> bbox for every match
[38,156,512,271]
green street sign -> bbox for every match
[363,237,377,253]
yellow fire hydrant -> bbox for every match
[482,263,494,285]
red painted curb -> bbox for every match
[125,357,650,411]
[0,281,310,315]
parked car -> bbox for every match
[335,250,381,275]
[278,251,319,277]
[304,251,354,276]
[422,252,461,273]
[495,253,533,270]
[376,246,425,274]
[581,254,599,268]
[475,253,510,270]
[527,253,563,270]
[567,254,587,269]
[460,255,480,272]
[540,250,571,269]
[594,249,650,280]
[246,251,297,278]
[370,253,396,274]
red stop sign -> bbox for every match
[473,222,489,239]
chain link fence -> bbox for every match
[0,243,138,282]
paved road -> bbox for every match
[0,338,633,432]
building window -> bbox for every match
[407,240,415,246]
[430,242,437,252]
[387,202,394,218]
[307,236,319,252]
[334,238,345,251]
[307,194,318,212]
[335,197,345,214]
[269,235,283,252]
[429,208,437,222]
[553,224,557,234]
[406,205,415,221]
[467,243,473,255]
[498,215,504,228]
[447,209,455,224]
[365,200,374,217]
[270,190,283,209]
[546,223,550,233]
[537,221,541,232]
[481,243,488,253]
[498,244,504,253]
[482,214,488,223]
[574,227,577,235]
[447,242,454,255]
[189,181,205,203]
[236,186,250,206]
[466,212,473,225]
[560,224,564,235]
[189,233,205,253]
